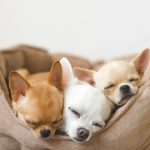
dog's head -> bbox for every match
[74,49,150,106]
[9,61,64,138]
[60,58,110,143]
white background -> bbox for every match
[0,0,150,61]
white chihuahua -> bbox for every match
[60,58,113,143]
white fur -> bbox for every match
[60,58,113,143]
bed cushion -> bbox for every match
[0,45,150,150]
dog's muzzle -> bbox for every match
[118,85,135,106]
[40,129,51,138]
[73,128,90,143]
[120,85,131,95]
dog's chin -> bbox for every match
[117,93,135,106]
[72,137,89,143]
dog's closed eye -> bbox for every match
[25,120,39,128]
[92,122,105,128]
[104,84,115,89]
[68,107,80,118]
[52,116,63,127]
[128,78,139,82]
[52,120,61,127]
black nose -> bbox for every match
[77,128,89,140]
[120,85,130,94]
[40,129,51,138]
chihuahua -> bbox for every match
[9,61,64,139]
[74,49,150,106]
[60,58,113,143]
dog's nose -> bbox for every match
[77,128,89,140]
[40,129,51,138]
[120,85,130,94]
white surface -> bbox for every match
[0,0,149,61]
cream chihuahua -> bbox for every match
[9,61,64,139]
[60,58,113,143]
[74,49,150,106]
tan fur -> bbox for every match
[9,61,64,138]
[94,61,141,104]
[74,49,150,106]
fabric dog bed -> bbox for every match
[0,45,150,150]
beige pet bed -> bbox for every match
[0,45,150,150]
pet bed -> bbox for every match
[0,45,150,150]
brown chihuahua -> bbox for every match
[9,61,64,139]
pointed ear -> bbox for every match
[9,71,31,101]
[60,57,74,87]
[131,48,150,76]
[73,67,95,85]
[49,61,63,91]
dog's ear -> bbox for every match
[60,57,74,87]
[73,67,95,85]
[9,71,31,101]
[49,61,63,91]
[131,48,150,76]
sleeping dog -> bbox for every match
[60,58,114,143]
[74,49,150,106]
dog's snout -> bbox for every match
[40,129,51,138]
[120,85,130,94]
[77,128,89,140]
